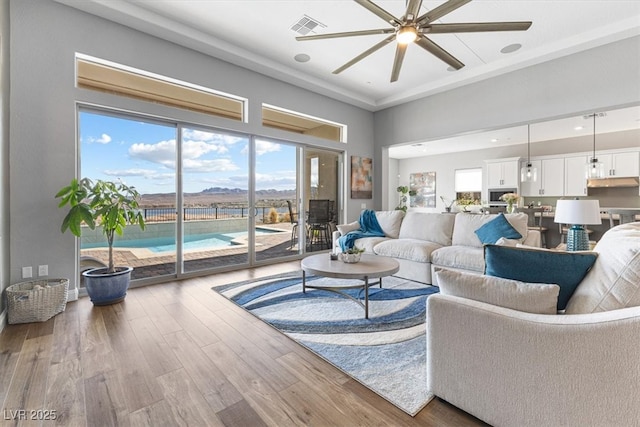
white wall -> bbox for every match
[8,0,374,292]
[373,36,640,209]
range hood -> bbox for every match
[587,176,640,188]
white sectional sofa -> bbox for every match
[426,222,640,426]
[332,210,540,284]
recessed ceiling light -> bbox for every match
[574,126,584,130]
[446,66,457,72]
[294,53,311,63]
[491,138,498,143]
[500,43,522,54]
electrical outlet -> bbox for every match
[38,265,48,276]
[22,266,32,279]
[361,203,367,209]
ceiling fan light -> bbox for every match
[397,26,417,44]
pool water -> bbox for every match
[82,229,280,253]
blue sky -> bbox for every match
[80,110,297,194]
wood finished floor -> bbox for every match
[0,261,486,426]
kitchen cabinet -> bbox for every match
[589,152,640,177]
[487,160,519,189]
[564,155,588,196]
[520,158,564,197]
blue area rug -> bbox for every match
[213,272,439,416]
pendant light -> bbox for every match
[585,113,605,179]
[520,124,537,182]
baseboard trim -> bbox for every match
[0,308,6,333]
[67,287,79,302]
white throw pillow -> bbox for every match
[375,210,405,239]
[434,268,560,315]
[337,221,360,235]
[398,211,455,246]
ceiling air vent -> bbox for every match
[290,15,326,36]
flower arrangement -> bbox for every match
[499,193,520,213]
[499,193,520,204]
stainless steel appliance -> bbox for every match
[488,188,517,207]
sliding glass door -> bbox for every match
[80,107,343,283]
[254,138,301,262]
[181,127,250,273]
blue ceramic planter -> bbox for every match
[82,266,133,306]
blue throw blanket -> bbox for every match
[338,209,385,252]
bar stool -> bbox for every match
[518,207,548,248]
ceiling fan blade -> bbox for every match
[354,0,402,26]
[417,0,471,25]
[415,36,464,69]
[404,0,424,22]
[390,43,409,82]
[425,21,532,33]
[333,35,395,74]
[297,28,395,41]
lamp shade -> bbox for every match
[554,199,602,225]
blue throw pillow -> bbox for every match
[474,213,522,244]
[484,245,598,310]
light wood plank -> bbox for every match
[163,330,243,412]
[155,368,224,426]
[128,316,182,377]
[43,358,86,427]
[84,370,130,427]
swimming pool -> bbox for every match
[82,228,281,253]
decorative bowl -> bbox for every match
[339,252,361,263]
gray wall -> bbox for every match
[1,0,9,315]
[374,36,640,210]
[8,0,374,293]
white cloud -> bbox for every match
[129,139,177,168]
[103,168,158,177]
[241,139,282,156]
[183,158,240,173]
[88,133,112,144]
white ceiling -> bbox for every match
[55,0,640,156]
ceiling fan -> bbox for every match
[296,0,532,82]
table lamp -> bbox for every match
[554,199,601,251]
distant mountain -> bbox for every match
[140,187,297,207]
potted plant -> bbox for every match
[55,177,145,305]
[395,186,417,212]
[340,246,365,263]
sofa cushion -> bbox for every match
[352,236,391,254]
[374,238,443,263]
[431,245,485,273]
[474,213,522,244]
[484,244,598,311]
[375,210,405,239]
[565,222,640,314]
[434,268,560,315]
[452,212,528,248]
[398,211,455,246]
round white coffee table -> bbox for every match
[300,253,400,318]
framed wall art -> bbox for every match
[350,156,372,199]
[410,172,436,207]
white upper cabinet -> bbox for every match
[590,152,640,177]
[520,158,564,197]
[565,155,588,196]
[487,160,519,188]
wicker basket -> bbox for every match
[6,278,69,324]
